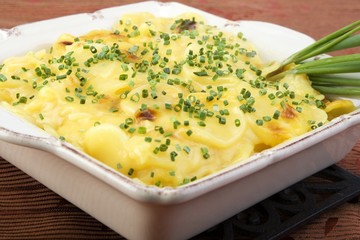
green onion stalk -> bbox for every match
[266,20,360,96]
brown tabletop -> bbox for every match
[0,0,359,239]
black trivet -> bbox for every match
[192,165,360,240]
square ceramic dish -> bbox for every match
[0,2,359,239]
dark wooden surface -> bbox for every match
[0,1,359,239]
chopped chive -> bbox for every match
[18,96,27,104]
[218,117,226,125]
[165,102,172,110]
[315,99,326,109]
[198,121,206,127]
[182,178,190,185]
[141,89,149,98]
[65,96,74,102]
[201,147,210,159]
[90,46,97,53]
[256,119,264,126]
[109,107,118,113]
[276,91,284,98]
[128,45,139,53]
[273,110,281,119]
[159,144,168,152]
[173,120,181,129]
[121,63,129,71]
[170,151,178,161]
[193,70,208,76]
[183,146,191,154]
[268,93,276,100]
[263,116,272,122]
[119,74,128,81]
[128,168,134,176]
[280,101,287,109]
[130,93,140,102]
[56,74,67,80]
[235,119,241,127]
[138,126,147,134]
[128,128,136,133]
[0,73,7,82]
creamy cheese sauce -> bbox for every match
[0,13,355,187]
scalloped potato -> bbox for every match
[0,13,355,187]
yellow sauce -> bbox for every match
[0,13,355,187]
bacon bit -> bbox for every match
[136,109,156,121]
[60,41,73,46]
[281,104,297,119]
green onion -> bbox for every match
[119,74,128,81]
[90,46,97,53]
[153,147,160,154]
[256,119,263,126]
[193,70,208,76]
[218,117,226,125]
[0,74,7,82]
[198,121,206,127]
[291,54,360,75]
[138,126,147,134]
[235,119,241,127]
[273,110,281,120]
[128,168,134,176]
[201,147,210,159]
[128,45,139,53]
[159,144,168,152]
[312,85,360,95]
[309,75,360,86]
[266,20,360,96]
[170,151,178,161]
[183,146,191,154]
[275,20,360,69]
[65,96,74,102]
[56,74,67,80]
[128,128,136,133]
[263,116,272,122]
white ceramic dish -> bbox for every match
[0,2,359,239]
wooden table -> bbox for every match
[0,0,359,239]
